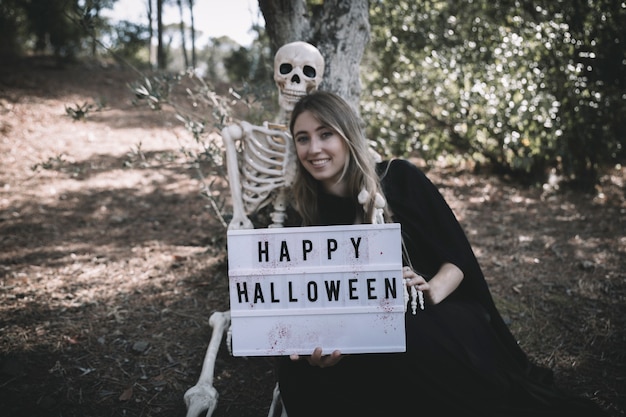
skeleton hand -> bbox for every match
[403,266,427,313]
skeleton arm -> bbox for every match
[222,123,255,230]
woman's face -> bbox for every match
[292,110,349,195]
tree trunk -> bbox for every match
[316,0,370,112]
[147,0,154,67]
[258,0,370,114]
[258,0,310,51]
[188,0,196,68]
[177,0,189,68]
[156,0,166,69]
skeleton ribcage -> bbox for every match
[239,122,295,215]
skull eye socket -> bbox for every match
[279,63,293,75]
[303,65,317,78]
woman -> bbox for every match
[277,90,607,417]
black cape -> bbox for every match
[278,159,607,417]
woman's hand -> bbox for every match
[403,263,463,305]
[403,266,430,291]
[290,347,343,368]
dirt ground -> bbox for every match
[0,59,624,417]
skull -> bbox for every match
[274,41,325,113]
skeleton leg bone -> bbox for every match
[184,311,231,417]
[267,382,288,417]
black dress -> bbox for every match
[277,159,607,417]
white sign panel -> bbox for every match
[227,223,405,356]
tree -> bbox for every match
[0,0,28,59]
[23,0,85,59]
[106,20,151,65]
[156,0,166,69]
[188,0,197,67]
[147,0,154,66]
[172,0,198,69]
[176,0,189,67]
[0,0,121,61]
[77,0,117,57]
[534,0,626,187]
[258,0,370,112]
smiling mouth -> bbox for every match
[310,158,330,167]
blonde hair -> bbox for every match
[289,91,389,225]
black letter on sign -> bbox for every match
[302,240,313,261]
[384,277,397,299]
[288,281,298,302]
[279,240,291,262]
[351,237,362,258]
[327,239,337,259]
[254,282,265,303]
[367,278,377,299]
[307,281,318,302]
[324,280,341,301]
[258,241,269,262]
[349,278,359,300]
[270,282,280,303]
[236,282,249,303]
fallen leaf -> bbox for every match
[119,386,133,401]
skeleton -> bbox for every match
[223,41,326,231]
[184,41,325,417]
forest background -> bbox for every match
[0,1,624,416]
[1,0,624,187]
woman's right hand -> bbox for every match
[290,347,343,368]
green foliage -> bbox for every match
[64,97,105,120]
[104,20,151,66]
[223,43,273,86]
[65,102,96,120]
[3,0,621,191]
[0,0,121,60]
[31,153,68,172]
[0,0,28,58]
[23,0,85,58]
[538,0,626,187]
[365,0,625,187]
[129,74,178,110]
[220,33,278,123]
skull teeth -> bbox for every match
[283,89,307,99]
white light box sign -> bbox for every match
[227,223,405,356]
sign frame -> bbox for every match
[227,223,406,356]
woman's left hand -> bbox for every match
[290,347,343,368]
[404,263,464,305]
[403,266,430,292]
